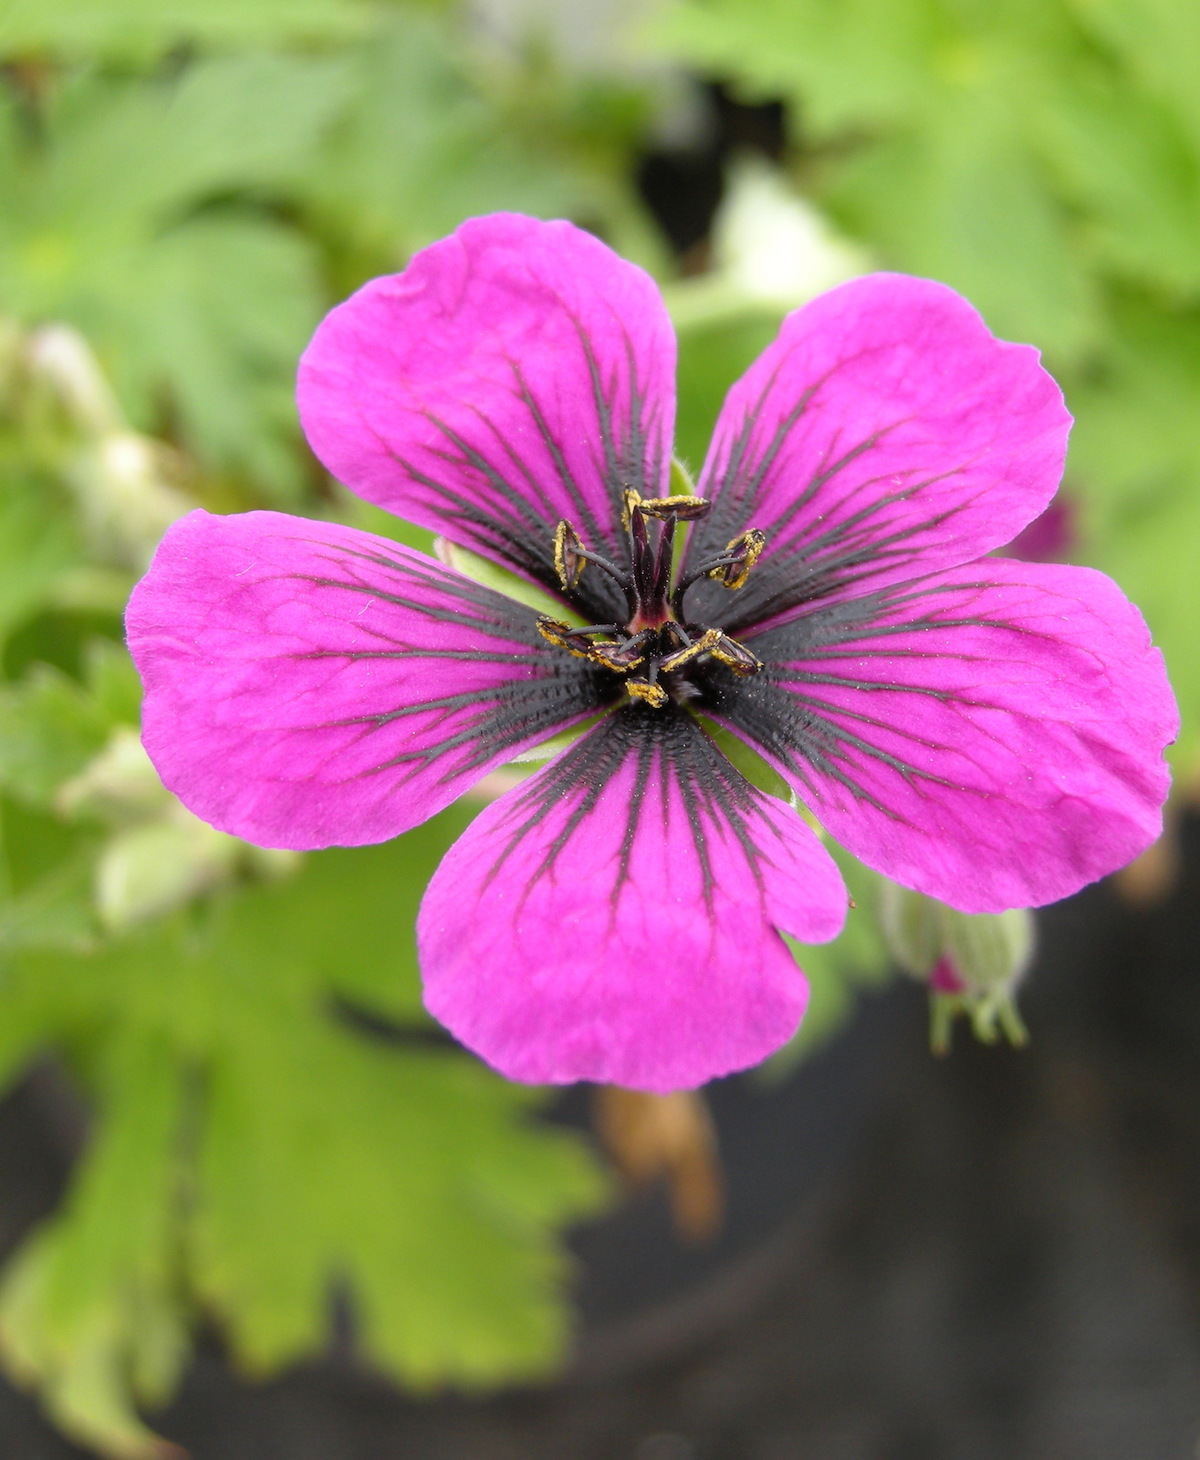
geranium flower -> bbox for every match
[126,214,1176,1091]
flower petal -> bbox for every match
[705,558,1177,912]
[297,213,675,619]
[418,705,847,1092]
[126,510,612,850]
[682,273,1071,633]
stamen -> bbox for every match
[539,502,764,706]
[708,530,766,591]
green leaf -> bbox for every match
[1038,63,1200,295]
[0,1033,188,1460]
[300,11,602,285]
[194,1031,604,1384]
[0,848,97,955]
[1066,0,1200,155]
[1068,293,1200,768]
[649,0,937,136]
[0,812,610,1453]
[0,0,365,62]
[117,215,325,497]
[826,92,1098,358]
[0,665,112,804]
[0,58,344,495]
[657,0,1102,357]
[0,463,79,647]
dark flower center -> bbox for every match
[536,491,765,708]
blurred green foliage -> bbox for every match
[1,0,1196,1452]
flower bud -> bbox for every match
[878,880,943,978]
[878,881,1035,1052]
[942,906,1034,994]
[56,727,170,823]
[95,813,241,930]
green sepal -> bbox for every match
[930,988,1030,1057]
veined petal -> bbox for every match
[297,213,675,620]
[126,510,612,850]
[683,274,1071,633]
[418,705,847,1092]
[705,559,1177,913]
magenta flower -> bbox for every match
[126,214,1176,1091]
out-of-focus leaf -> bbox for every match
[194,1030,603,1384]
[657,0,1102,356]
[0,666,112,804]
[1039,66,1200,295]
[301,12,600,285]
[0,1034,189,1460]
[0,0,365,62]
[11,58,349,262]
[0,810,609,1455]
[1069,293,1200,769]
[648,0,935,135]
[116,215,324,497]
[0,849,96,955]
[0,57,345,496]
[79,640,141,730]
[826,86,1098,358]
[1066,0,1200,154]
[0,465,79,645]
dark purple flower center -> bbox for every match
[536,492,765,708]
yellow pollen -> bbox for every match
[625,678,668,708]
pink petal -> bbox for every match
[683,273,1071,633]
[713,558,1177,913]
[418,706,847,1092]
[126,510,609,850]
[297,213,674,620]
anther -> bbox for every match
[708,530,766,591]
[634,494,711,522]
[657,627,722,675]
[536,616,592,658]
[588,635,649,672]
[625,678,668,708]
[553,521,587,591]
[709,633,763,677]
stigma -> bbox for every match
[536,491,765,708]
